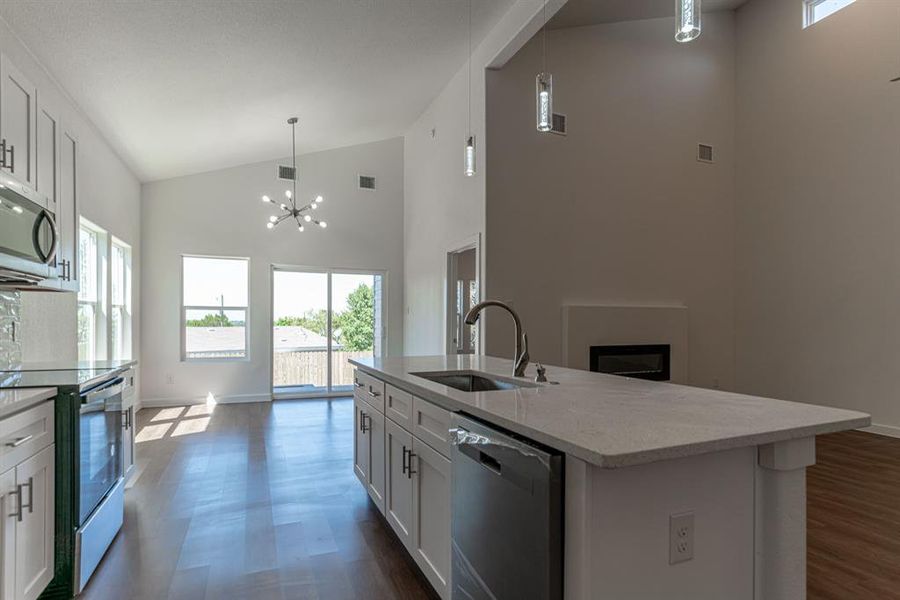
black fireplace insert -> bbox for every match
[589,344,671,381]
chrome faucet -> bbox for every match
[464,300,530,378]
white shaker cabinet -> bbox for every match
[0,55,36,191]
[35,97,60,214]
[0,443,55,600]
[411,438,451,600]
[55,127,79,291]
[353,396,370,487]
[385,417,413,550]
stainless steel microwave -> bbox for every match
[0,179,58,286]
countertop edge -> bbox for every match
[0,386,57,420]
[351,360,872,469]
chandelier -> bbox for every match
[261,117,327,232]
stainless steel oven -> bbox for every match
[75,376,125,593]
[0,181,58,285]
[78,377,123,523]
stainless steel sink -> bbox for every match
[411,370,538,392]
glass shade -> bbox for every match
[464,135,476,177]
[676,0,701,42]
[536,72,553,132]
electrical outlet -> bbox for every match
[165,373,175,385]
[669,512,694,565]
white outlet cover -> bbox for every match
[669,512,695,565]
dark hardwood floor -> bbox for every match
[79,399,898,599]
[80,398,434,600]
[808,430,900,600]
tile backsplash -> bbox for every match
[0,290,22,364]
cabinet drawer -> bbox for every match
[0,400,54,474]
[385,384,413,431]
[354,370,385,413]
[412,397,452,459]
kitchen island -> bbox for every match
[350,354,869,600]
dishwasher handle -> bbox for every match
[451,426,543,491]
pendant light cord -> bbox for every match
[291,121,297,211]
[542,0,548,73]
[467,0,472,135]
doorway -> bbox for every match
[446,236,480,355]
[271,266,385,398]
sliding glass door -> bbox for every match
[272,266,385,398]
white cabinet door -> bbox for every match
[366,407,386,514]
[35,97,59,213]
[412,438,451,600]
[14,444,54,600]
[385,418,413,550]
[57,127,79,291]
[0,55,36,190]
[0,468,15,600]
[353,397,370,487]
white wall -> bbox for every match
[484,14,737,389]
[735,0,900,429]
[0,17,142,365]
[140,137,404,405]
[403,0,564,356]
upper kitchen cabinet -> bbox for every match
[35,95,60,214]
[56,123,79,291]
[0,54,37,191]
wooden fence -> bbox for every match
[273,349,371,388]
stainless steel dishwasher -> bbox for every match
[450,413,564,600]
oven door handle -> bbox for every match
[82,378,125,406]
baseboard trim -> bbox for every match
[140,393,271,408]
[860,423,900,439]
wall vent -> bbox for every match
[359,175,376,190]
[697,144,714,163]
[277,165,296,181]
[551,113,567,136]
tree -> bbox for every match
[185,313,232,327]
[275,310,329,338]
[340,284,375,351]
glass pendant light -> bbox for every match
[464,136,476,177]
[464,0,476,177]
[675,0,701,43]
[536,0,553,133]
[536,73,552,132]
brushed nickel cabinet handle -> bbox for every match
[5,435,33,448]
[407,451,416,479]
[367,390,381,398]
[9,486,22,522]
[354,381,364,389]
[360,411,370,434]
[401,445,408,475]
[21,477,32,514]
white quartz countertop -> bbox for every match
[350,355,870,468]
[0,387,56,420]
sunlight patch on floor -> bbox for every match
[135,423,172,443]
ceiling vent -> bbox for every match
[550,113,567,136]
[358,175,376,190]
[697,144,714,163]
[276,165,296,181]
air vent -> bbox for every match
[276,165,296,181]
[697,144,714,163]
[551,113,567,136]
[359,175,376,190]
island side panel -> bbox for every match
[565,447,756,600]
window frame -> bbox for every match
[181,254,251,362]
[77,218,108,362]
[109,236,132,360]
[803,0,856,28]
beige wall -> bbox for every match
[140,138,404,405]
[484,13,737,389]
[735,0,900,430]
[403,0,566,356]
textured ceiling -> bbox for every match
[549,0,749,29]
[0,0,514,181]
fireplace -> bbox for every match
[589,344,671,382]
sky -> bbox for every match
[182,257,377,319]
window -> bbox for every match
[804,0,856,28]
[77,219,106,361]
[182,256,249,360]
[110,238,132,360]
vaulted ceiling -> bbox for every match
[0,0,514,181]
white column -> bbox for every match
[755,437,816,600]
